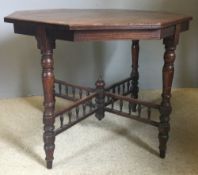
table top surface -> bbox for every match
[4,9,192,30]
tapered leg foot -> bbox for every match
[47,160,53,169]
[158,110,171,158]
[44,132,55,169]
[158,122,170,159]
[95,114,104,120]
[160,150,166,158]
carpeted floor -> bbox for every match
[0,89,198,175]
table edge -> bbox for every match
[4,16,193,31]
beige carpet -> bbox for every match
[0,89,198,175]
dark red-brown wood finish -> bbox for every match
[4,9,192,169]
[35,26,56,168]
[131,40,139,112]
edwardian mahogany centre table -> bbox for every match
[4,9,192,169]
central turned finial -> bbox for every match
[95,76,105,88]
[95,76,105,120]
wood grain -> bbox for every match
[4,9,192,30]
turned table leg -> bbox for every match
[36,26,56,169]
[131,40,139,112]
[159,36,178,158]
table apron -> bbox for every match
[13,21,190,41]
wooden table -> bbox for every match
[4,9,192,169]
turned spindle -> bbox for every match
[83,104,86,116]
[68,111,72,123]
[76,107,79,119]
[60,115,64,128]
[58,83,62,95]
[72,87,75,98]
[65,86,68,96]
[120,99,123,112]
[79,89,83,99]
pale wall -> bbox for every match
[0,0,197,98]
